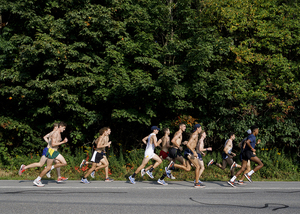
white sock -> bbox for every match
[248,170,254,176]
[230,176,236,182]
[51,165,55,170]
[36,176,41,181]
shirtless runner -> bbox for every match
[207,132,241,177]
[80,129,114,182]
[81,127,111,184]
[19,123,68,182]
[167,124,205,188]
[196,131,212,183]
[33,121,68,187]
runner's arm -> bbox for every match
[142,136,149,145]
[51,133,68,147]
[171,132,181,148]
[245,139,255,152]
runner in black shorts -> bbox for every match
[228,125,264,187]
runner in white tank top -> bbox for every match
[128,126,163,184]
[144,133,156,159]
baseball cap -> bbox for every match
[193,124,201,132]
[151,126,160,131]
[247,129,252,134]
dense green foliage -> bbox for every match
[1,0,300,167]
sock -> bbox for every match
[149,167,154,172]
[248,170,254,176]
[230,176,236,182]
[160,173,166,180]
[36,176,41,181]
[132,173,136,178]
[51,165,55,170]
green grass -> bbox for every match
[1,147,299,181]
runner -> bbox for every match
[18,123,58,176]
[228,125,264,187]
[166,124,205,188]
[207,132,241,177]
[80,128,114,182]
[81,127,111,184]
[18,123,68,182]
[196,130,212,183]
[33,121,68,187]
[236,129,252,185]
[128,126,162,184]
[157,124,187,185]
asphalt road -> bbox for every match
[0,180,299,214]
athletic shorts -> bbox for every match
[184,149,197,160]
[197,153,203,161]
[242,150,255,161]
[168,147,182,159]
[42,147,48,156]
[159,150,169,160]
[222,152,229,160]
[91,151,104,163]
[46,148,60,159]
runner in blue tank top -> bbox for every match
[228,125,264,187]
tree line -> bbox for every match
[0,0,300,165]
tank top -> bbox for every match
[224,139,232,154]
[145,133,156,153]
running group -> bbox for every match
[19,122,263,188]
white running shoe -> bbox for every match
[146,170,154,179]
[45,166,51,178]
[207,159,214,167]
[18,164,25,176]
[33,179,45,187]
[80,178,90,184]
[230,161,237,171]
[170,174,176,179]
[141,169,146,177]
[129,175,136,184]
[90,170,95,178]
[157,179,168,185]
[80,159,86,168]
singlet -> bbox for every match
[145,133,156,154]
[224,139,232,154]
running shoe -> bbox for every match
[80,178,90,184]
[167,161,174,171]
[230,161,237,171]
[141,169,146,177]
[129,175,136,184]
[194,183,206,188]
[80,159,86,168]
[244,173,253,183]
[207,159,214,167]
[194,180,203,184]
[18,164,25,176]
[57,177,68,182]
[227,180,236,187]
[105,177,114,182]
[238,180,246,185]
[170,174,176,179]
[165,167,171,178]
[91,170,95,178]
[45,167,52,178]
[157,179,168,185]
[146,170,154,179]
[33,179,45,187]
